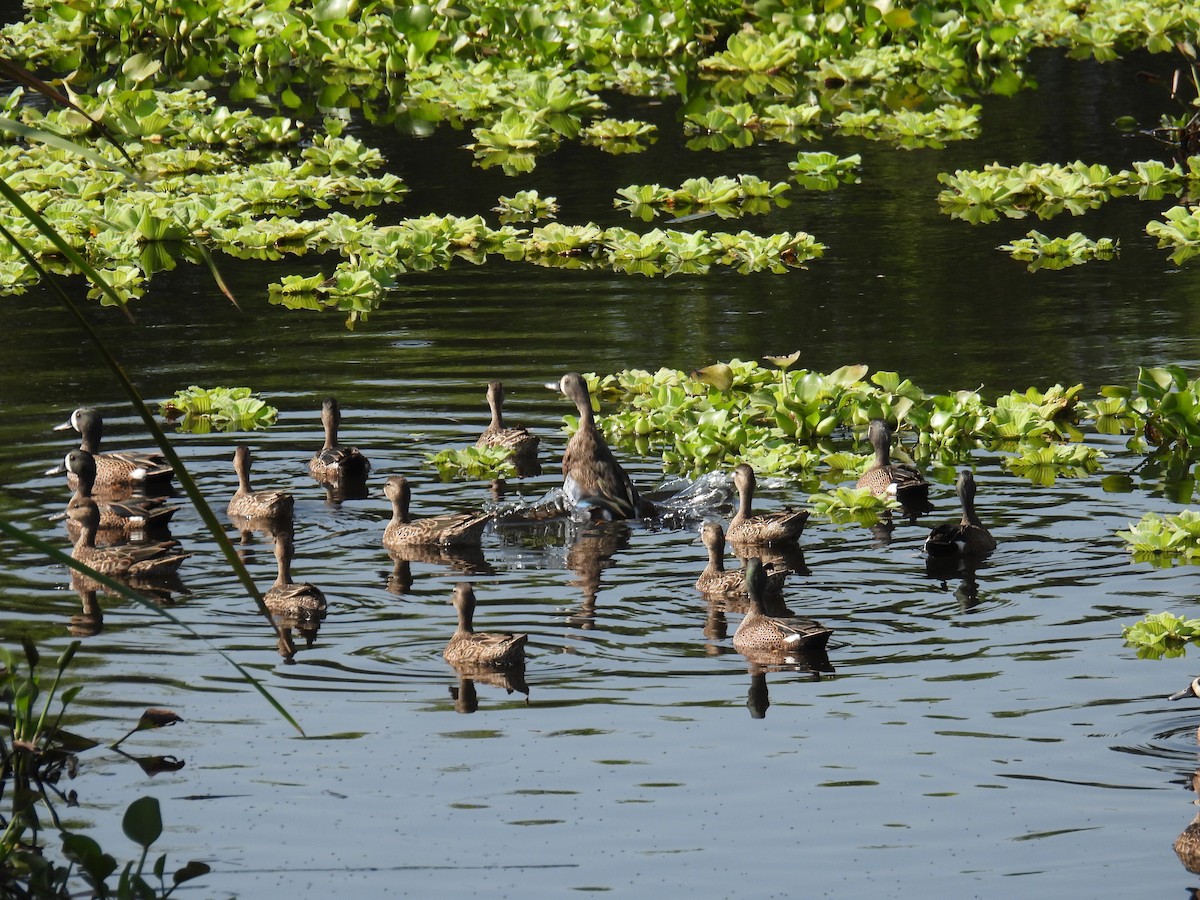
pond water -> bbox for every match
[5,47,1200,896]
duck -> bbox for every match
[443,582,527,666]
[726,463,808,545]
[69,500,189,579]
[732,558,832,655]
[54,407,173,491]
[546,372,653,520]
[696,521,786,597]
[263,532,327,620]
[477,381,539,456]
[1171,676,1200,704]
[855,418,930,511]
[382,475,491,547]
[308,397,370,483]
[227,445,294,521]
[57,449,178,536]
[924,470,996,557]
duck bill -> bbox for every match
[53,417,73,431]
[45,462,66,475]
[544,381,563,393]
[1169,683,1199,701]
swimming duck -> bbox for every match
[696,521,786,597]
[1171,676,1200,704]
[263,532,327,620]
[227,445,294,521]
[54,407,173,491]
[477,381,539,456]
[726,463,808,545]
[924,470,996,557]
[57,449,178,536]
[443,582,527,666]
[308,397,370,483]
[382,475,491,547]
[855,419,930,511]
[70,500,188,579]
[547,372,653,520]
[732,558,832,655]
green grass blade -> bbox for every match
[0,518,303,736]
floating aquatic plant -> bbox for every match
[1118,510,1200,562]
[494,190,559,224]
[1147,204,1200,264]
[998,230,1119,271]
[1122,612,1200,658]
[614,175,791,221]
[426,445,517,480]
[788,151,862,190]
[160,386,278,433]
[580,118,657,154]
[808,485,899,526]
[1001,443,1105,485]
[1083,366,1200,449]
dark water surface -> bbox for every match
[5,49,1200,895]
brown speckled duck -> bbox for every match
[726,463,808,545]
[70,500,188,579]
[855,419,930,511]
[443,583,527,666]
[59,449,178,537]
[382,475,491,548]
[477,381,539,456]
[55,407,173,491]
[227,445,294,521]
[547,372,653,520]
[696,521,786,597]
[924,470,996,557]
[308,397,370,483]
[263,532,327,620]
[732,558,832,655]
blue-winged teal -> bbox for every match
[732,558,832,654]
[727,463,808,545]
[228,445,294,521]
[382,475,491,548]
[547,372,653,520]
[55,407,173,491]
[70,500,189,578]
[855,419,930,509]
[308,397,371,483]
[263,532,327,620]
[477,381,539,456]
[696,521,786,597]
[443,582,527,666]
[924,470,996,557]
[58,449,178,536]
[1171,677,1200,703]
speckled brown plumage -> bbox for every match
[70,500,188,578]
[60,449,177,537]
[228,445,294,521]
[696,521,786,597]
[732,558,831,655]
[855,419,929,509]
[477,381,539,456]
[924,470,995,557]
[726,463,808,545]
[263,532,327,620]
[382,475,491,548]
[308,397,370,483]
[55,407,173,491]
[443,583,527,666]
[548,372,653,520]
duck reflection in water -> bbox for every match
[447,662,530,714]
[565,520,630,627]
[385,544,493,596]
[744,649,835,719]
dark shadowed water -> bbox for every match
[5,48,1200,896]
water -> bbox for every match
[4,48,1200,896]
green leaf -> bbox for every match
[123,797,163,850]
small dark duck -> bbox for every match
[546,372,653,520]
[308,397,371,483]
[443,582,527,666]
[55,407,173,491]
[924,470,996,557]
[228,445,294,521]
[732,558,832,655]
[382,475,491,548]
[726,463,808,545]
